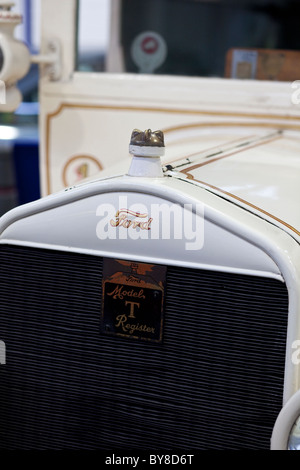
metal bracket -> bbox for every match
[31,39,61,81]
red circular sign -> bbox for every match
[141,36,159,54]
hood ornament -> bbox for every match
[128,129,165,177]
[130,128,165,150]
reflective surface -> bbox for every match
[288,416,300,450]
[76,0,110,72]
[76,0,300,76]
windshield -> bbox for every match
[77,0,300,78]
[121,0,299,77]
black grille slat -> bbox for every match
[0,244,288,450]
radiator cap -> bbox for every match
[128,128,165,177]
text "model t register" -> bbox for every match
[101,259,166,343]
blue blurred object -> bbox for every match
[0,100,40,216]
[13,139,40,206]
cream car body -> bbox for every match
[1,122,300,449]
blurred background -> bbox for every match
[1,0,300,216]
[0,0,110,217]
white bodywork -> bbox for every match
[38,2,300,198]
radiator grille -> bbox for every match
[0,244,288,450]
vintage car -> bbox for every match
[0,120,299,450]
[1,0,300,452]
